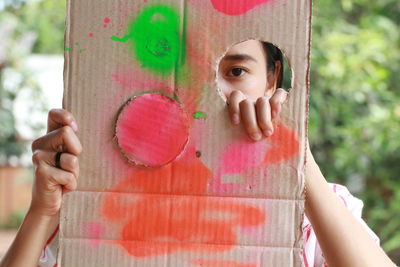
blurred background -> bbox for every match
[0,0,399,264]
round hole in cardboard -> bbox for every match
[215,39,293,103]
[115,92,190,168]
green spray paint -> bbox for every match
[111,35,130,43]
[112,4,186,75]
[192,111,207,119]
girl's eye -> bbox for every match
[227,67,247,77]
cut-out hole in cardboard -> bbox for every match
[216,39,292,102]
[115,93,189,168]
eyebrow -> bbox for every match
[222,53,258,63]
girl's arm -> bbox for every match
[0,212,58,267]
[305,143,396,267]
[226,89,395,266]
[0,109,81,267]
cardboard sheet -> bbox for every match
[60,0,312,266]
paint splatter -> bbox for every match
[84,221,106,239]
[115,93,189,167]
[64,47,71,51]
[191,259,257,267]
[79,49,86,53]
[102,150,265,257]
[263,123,299,165]
[89,33,94,37]
[210,123,299,193]
[210,0,272,15]
[112,4,185,75]
[111,64,173,92]
[83,221,106,247]
[192,111,207,119]
[110,35,130,43]
[210,137,269,193]
[104,17,111,28]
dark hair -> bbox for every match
[262,42,284,88]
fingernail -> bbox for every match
[251,133,262,141]
[264,129,273,136]
[232,114,240,124]
[71,121,78,132]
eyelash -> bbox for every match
[226,67,248,78]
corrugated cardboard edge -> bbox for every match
[58,0,72,264]
[299,0,313,264]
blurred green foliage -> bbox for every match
[0,0,61,164]
[0,13,36,164]
[0,210,25,229]
[1,0,399,264]
[2,0,66,54]
[310,0,400,262]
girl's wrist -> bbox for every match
[26,207,59,224]
[24,209,59,244]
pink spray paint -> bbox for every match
[210,0,273,15]
[115,93,189,167]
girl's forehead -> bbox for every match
[225,39,264,56]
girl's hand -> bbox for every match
[227,89,288,141]
[30,109,82,217]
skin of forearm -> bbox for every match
[304,151,395,267]
[0,210,59,267]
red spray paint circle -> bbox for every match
[115,93,189,167]
[210,0,272,15]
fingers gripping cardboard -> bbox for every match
[60,0,312,266]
